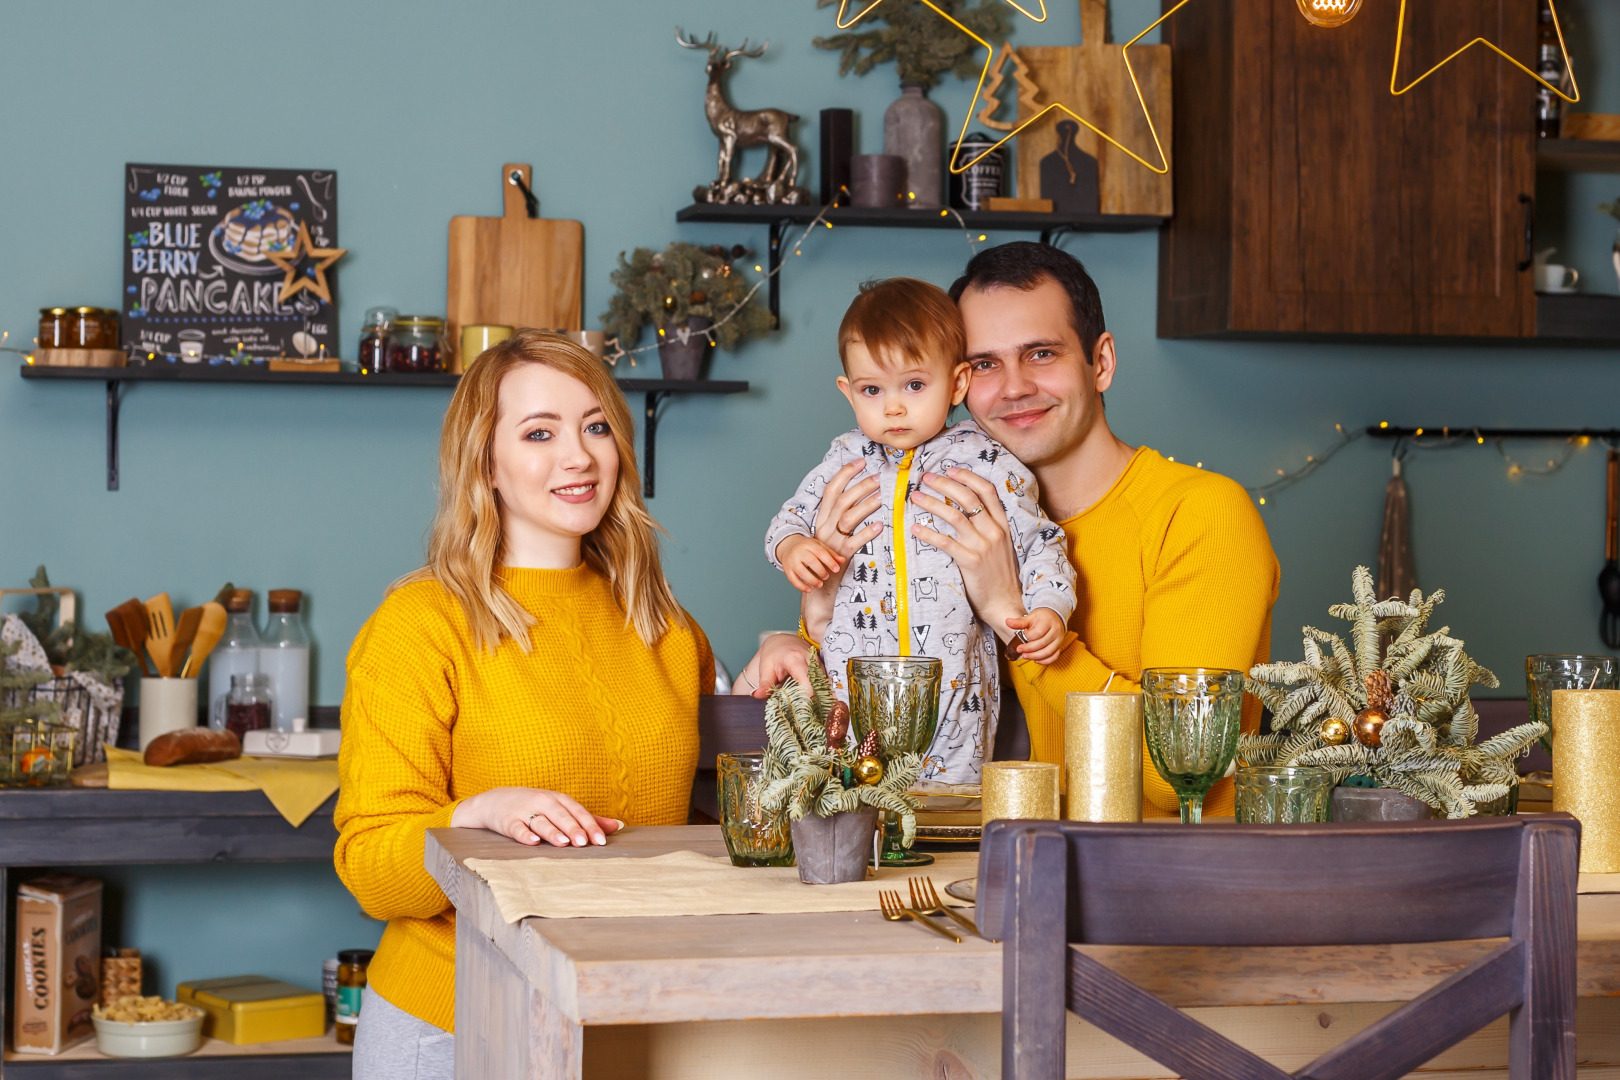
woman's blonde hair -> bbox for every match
[392,329,682,650]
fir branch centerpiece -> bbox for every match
[1241,566,1544,819]
[599,242,774,358]
[760,652,922,845]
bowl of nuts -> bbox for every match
[92,996,204,1057]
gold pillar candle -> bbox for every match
[982,761,1061,824]
[1552,689,1620,872]
[1064,692,1143,822]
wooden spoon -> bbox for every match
[145,593,176,678]
[111,599,152,678]
[170,607,203,680]
[181,602,227,679]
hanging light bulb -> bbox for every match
[1297,0,1362,27]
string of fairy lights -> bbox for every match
[1239,422,1601,507]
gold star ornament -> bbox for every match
[265,222,347,305]
[1390,0,1579,101]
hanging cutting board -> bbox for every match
[446,163,583,372]
[1015,0,1172,217]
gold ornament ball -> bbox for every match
[853,755,884,785]
[1353,707,1388,748]
[1319,717,1351,746]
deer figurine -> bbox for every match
[677,29,807,206]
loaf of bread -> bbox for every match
[143,728,241,767]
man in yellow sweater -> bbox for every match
[760,243,1278,815]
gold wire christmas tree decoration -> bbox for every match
[1389,0,1578,102]
[832,0,1187,176]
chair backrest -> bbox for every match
[689,696,767,822]
[978,817,1579,1080]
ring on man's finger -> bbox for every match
[965,504,985,517]
[836,522,856,537]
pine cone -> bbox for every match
[857,729,878,758]
[1364,669,1394,712]
[825,701,850,749]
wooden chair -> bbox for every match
[976,816,1579,1080]
[690,695,768,822]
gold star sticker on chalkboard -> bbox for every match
[265,222,346,305]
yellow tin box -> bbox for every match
[175,976,325,1045]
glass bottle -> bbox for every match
[209,589,260,732]
[225,673,273,740]
[357,306,397,375]
[259,589,310,732]
[388,315,444,373]
[1537,0,1565,140]
[334,949,373,1045]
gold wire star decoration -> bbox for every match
[832,0,1187,176]
[264,222,347,305]
[1390,0,1579,101]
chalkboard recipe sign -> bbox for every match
[122,163,340,363]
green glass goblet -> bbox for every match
[848,655,941,867]
[1142,667,1245,824]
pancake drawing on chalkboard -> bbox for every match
[1040,120,1099,217]
[211,200,298,275]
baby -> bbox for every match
[765,277,1076,785]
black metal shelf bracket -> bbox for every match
[768,218,791,323]
[643,390,666,499]
[106,379,124,491]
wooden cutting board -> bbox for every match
[1015,0,1172,217]
[446,163,583,372]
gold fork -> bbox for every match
[910,877,979,937]
[878,889,961,943]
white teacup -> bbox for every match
[1535,263,1579,293]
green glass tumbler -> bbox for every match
[1526,654,1618,755]
[847,656,941,866]
[1233,765,1332,823]
[717,753,794,867]
[1142,667,1244,824]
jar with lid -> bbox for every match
[334,949,374,1044]
[259,589,310,732]
[209,590,260,732]
[357,306,398,375]
[71,307,118,349]
[388,316,444,373]
[225,673,273,740]
[37,308,70,349]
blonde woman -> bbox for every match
[335,331,712,1079]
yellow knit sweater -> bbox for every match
[334,565,711,1032]
[1008,447,1279,816]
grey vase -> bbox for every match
[657,316,712,380]
[884,84,942,210]
[790,807,879,884]
[1329,786,1435,822]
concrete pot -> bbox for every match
[1330,786,1435,822]
[884,85,942,209]
[790,807,879,884]
[657,316,712,380]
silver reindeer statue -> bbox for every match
[677,29,808,206]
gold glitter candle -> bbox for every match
[982,761,1061,824]
[1064,692,1143,822]
[1552,689,1620,872]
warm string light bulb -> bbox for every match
[1297,0,1362,27]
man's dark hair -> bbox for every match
[948,241,1106,365]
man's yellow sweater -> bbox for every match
[1008,447,1279,816]
[334,565,711,1032]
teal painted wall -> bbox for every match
[2,0,1618,999]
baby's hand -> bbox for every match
[777,535,845,592]
[1006,607,1067,665]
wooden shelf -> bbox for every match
[1536,293,1620,343]
[16,365,747,495]
[5,1031,350,1079]
[677,202,1166,323]
[1537,138,1620,172]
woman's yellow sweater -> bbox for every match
[334,565,711,1032]
[1008,447,1279,816]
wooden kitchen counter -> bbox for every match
[427,825,1620,1080]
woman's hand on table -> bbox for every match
[451,787,624,847]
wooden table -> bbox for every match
[427,825,1620,1080]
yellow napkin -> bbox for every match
[105,747,339,828]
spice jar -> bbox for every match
[358,306,397,375]
[388,316,444,373]
[334,949,374,1045]
[37,308,70,349]
[70,307,118,349]
[225,673,273,740]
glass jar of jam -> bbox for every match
[388,316,444,373]
[71,307,118,349]
[334,949,374,1045]
[37,308,70,349]
[225,672,273,740]
[358,306,397,375]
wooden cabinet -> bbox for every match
[1158,0,1536,339]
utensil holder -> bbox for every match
[139,678,198,750]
